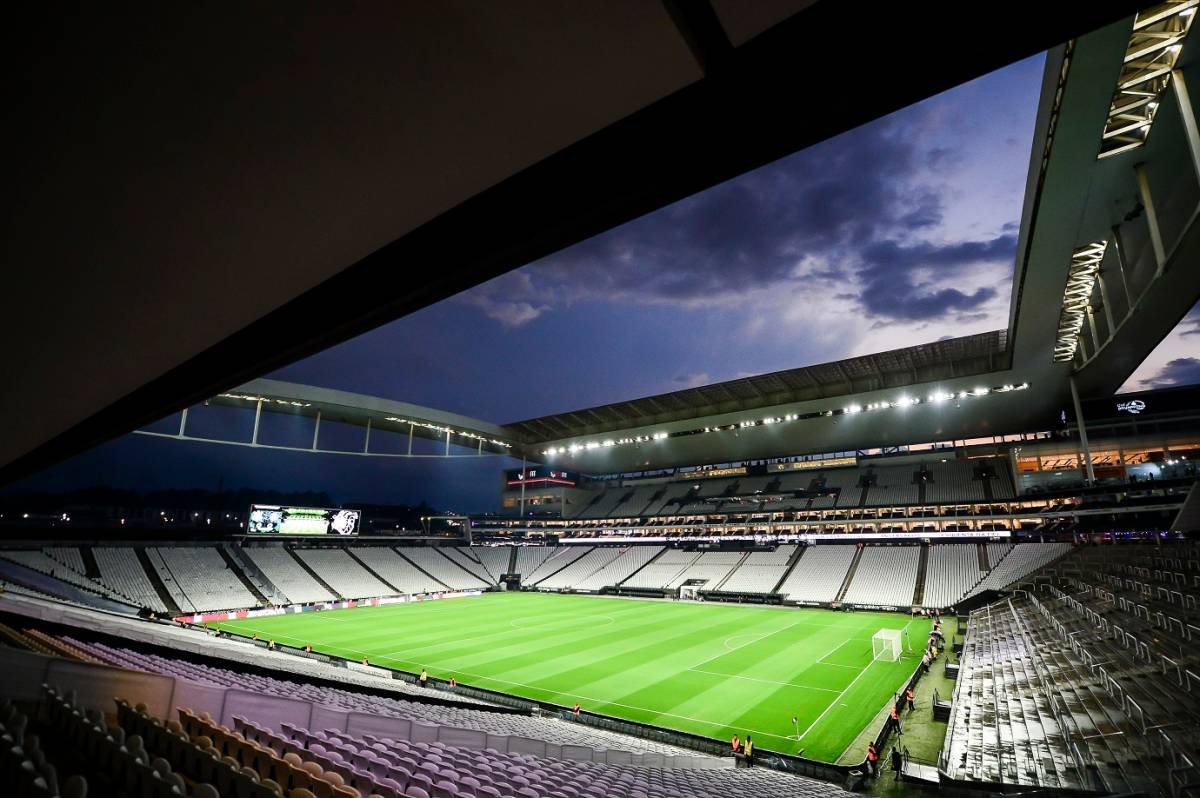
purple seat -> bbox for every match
[378,776,405,795]
[409,772,435,794]
[433,781,460,798]
[407,788,431,798]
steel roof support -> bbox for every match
[251,399,262,446]
[1172,67,1200,184]
[1070,376,1096,486]
[1134,162,1167,275]
[1096,268,1117,333]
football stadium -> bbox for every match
[3,4,1200,798]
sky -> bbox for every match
[273,54,1048,423]
[1117,299,1200,393]
[6,52,1069,512]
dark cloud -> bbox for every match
[463,103,1023,330]
[1149,357,1200,388]
[856,234,1016,320]
[524,119,946,304]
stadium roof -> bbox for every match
[0,2,1167,485]
[137,15,1200,476]
[507,331,1010,442]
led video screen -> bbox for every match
[247,505,360,536]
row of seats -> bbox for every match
[716,546,796,594]
[59,635,704,760]
[151,546,259,612]
[841,546,919,606]
[569,547,663,592]
[922,545,983,609]
[945,544,1200,795]
[571,457,1018,519]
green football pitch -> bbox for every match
[206,592,929,762]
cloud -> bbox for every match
[452,59,1030,357]
[1148,357,1200,388]
[855,234,1015,321]
[458,271,550,327]
[673,372,712,388]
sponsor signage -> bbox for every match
[505,468,578,488]
[683,466,748,479]
[770,457,857,472]
[1116,399,1146,414]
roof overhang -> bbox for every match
[202,379,515,455]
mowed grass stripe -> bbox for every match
[207,592,931,762]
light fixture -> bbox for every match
[1053,241,1108,362]
[1099,0,1197,159]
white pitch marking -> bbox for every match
[685,668,841,693]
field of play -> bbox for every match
[207,591,929,761]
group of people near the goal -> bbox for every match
[865,615,948,778]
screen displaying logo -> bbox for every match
[1116,399,1146,414]
[247,505,360,535]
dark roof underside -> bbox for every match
[506,330,1009,443]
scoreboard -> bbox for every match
[247,505,361,536]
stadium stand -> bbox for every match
[776,546,855,604]
[350,546,447,594]
[471,545,514,581]
[644,483,695,516]
[441,546,499,585]
[512,545,555,579]
[621,548,701,589]
[863,466,920,507]
[576,485,630,519]
[293,548,394,599]
[150,546,259,612]
[535,547,625,589]
[0,548,118,601]
[666,550,744,590]
[244,547,337,604]
[570,545,664,591]
[946,543,1200,795]
[62,635,724,762]
[522,546,591,584]
[399,547,490,590]
[965,543,1073,598]
[608,484,660,517]
[841,546,920,607]
[985,542,1014,570]
[921,544,984,609]
[716,545,796,593]
[93,547,169,612]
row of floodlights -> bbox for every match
[541,383,1029,455]
[213,394,512,448]
[384,416,513,448]
[219,393,312,408]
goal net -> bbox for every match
[872,629,902,662]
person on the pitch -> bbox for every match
[742,735,754,765]
[572,702,581,721]
[419,667,428,687]
[730,734,740,754]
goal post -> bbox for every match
[872,628,902,662]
